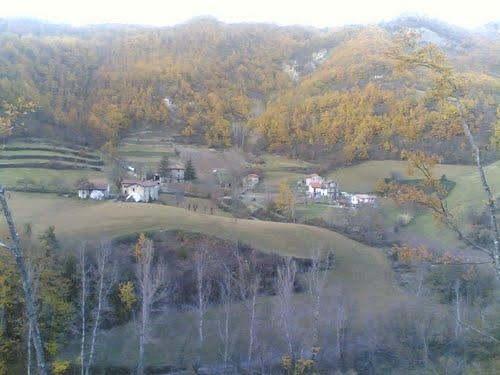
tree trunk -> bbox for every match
[85,244,111,375]
[27,323,32,375]
[0,188,48,375]
[457,102,500,279]
[247,288,257,368]
[80,247,87,375]
[454,280,462,339]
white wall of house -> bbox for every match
[78,185,110,200]
[122,183,160,202]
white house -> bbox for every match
[121,179,160,202]
[308,181,328,197]
[243,173,260,189]
[349,194,377,207]
[78,180,110,200]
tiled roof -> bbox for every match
[356,194,376,199]
[78,180,109,190]
[121,179,159,187]
[169,164,185,170]
[310,182,325,189]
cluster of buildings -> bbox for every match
[78,179,161,203]
[77,164,187,203]
[304,174,340,200]
[303,173,376,207]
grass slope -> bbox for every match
[4,193,398,308]
[404,160,500,249]
[327,160,474,193]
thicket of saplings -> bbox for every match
[1,229,498,374]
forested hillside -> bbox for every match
[1,17,499,161]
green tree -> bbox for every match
[184,159,197,181]
[158,155,170,178]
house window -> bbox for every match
[125,190,128,195]
[133,188,135,192]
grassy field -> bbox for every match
[327,160,474,193]
[403,160,500,249]
[0,167,108,190]
[255,155,315,195]
[158,193,233,217]
[4,193,398,305]
[3,192,401,367]
[260,154,314,171]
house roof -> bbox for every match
[310,182,325,189]
[78,180,109,190]
[355,194,376,199]
[306,173,320,178]
[121,179,159,187]
[246,173,259,179]
[169,164,184,170]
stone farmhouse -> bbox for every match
[121,179,161,202]
[78,180,110,200]
[166,164,185,183]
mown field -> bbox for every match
[4,193,398,309]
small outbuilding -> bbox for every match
[78,180,110,200]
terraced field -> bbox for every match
[118,132,248,181]
[0,141,109,192]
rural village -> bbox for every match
[0,12,499,375]
[76,154,377,209]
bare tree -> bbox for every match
[79,243,89,375]
[217,267,234,365]
[235,248,261,369]
[85,240,116,375]
[0,187,47,375]
[194,244,211,367]
[329,287,348,362]
[305,249,330,352]
[275,257,297,356]
[135,234,166,375]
